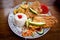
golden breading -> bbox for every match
[33,16,58,28]
[43,16,58,28]
[17,7,25,13]
[30,1,42,13]
[30,1,40,9]
[33,16,45,22]
[29,25,40,30]
[25,8,37,18]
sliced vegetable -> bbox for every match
[29,19,45,26]
[29,8,38,14]
[31,32,34,37]
[26,18,45,26]
[29,22,45,26]
[25,18,32,27]
[37,29,44,35]
[26,20,29,28]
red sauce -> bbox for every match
[35,27,42,31]
[41,4,49,14]
[18,15,22,19]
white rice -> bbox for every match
[14,13,27,28]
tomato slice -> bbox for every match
[41,4,49,14]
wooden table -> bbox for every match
[0,0,60,40]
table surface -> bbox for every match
[0,0,60,40]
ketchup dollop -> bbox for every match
[18,15,22,19]
[41,4,49,14]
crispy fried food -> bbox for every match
[13,9,18,14]
[17,7,25,13]
[13,7,25,14]
[20,4,29,9]
[30,1,40,9]
[25,8,36,18]
[13,1,42,17]
[30,1,42,14]
[22,29,33,37]
[29,25,40,30]
[33,16,45,22]
[29,25,42,31]
[43,16,58,28]
[33,16,58,28]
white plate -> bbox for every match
[8,2,51,39]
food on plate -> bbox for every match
[41,4,49,14]
[14,13,27,28]
[25,19,29,28]
[33,16,58,28]
[30,1,41,14]
[13,1,58,37]
[29,8,38,14]
[42,16,58,28]
[20,3,28,9]
[22,29,33,37]
[37,29,44,35]
[13,9,18,14]
[26,18,45,26]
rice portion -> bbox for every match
[14,13,27,28]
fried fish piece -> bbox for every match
[43,16,58,28]
[30,1,40,9]
[30,1,42,14]
[33,16,58,28]
[25,8,36,18]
